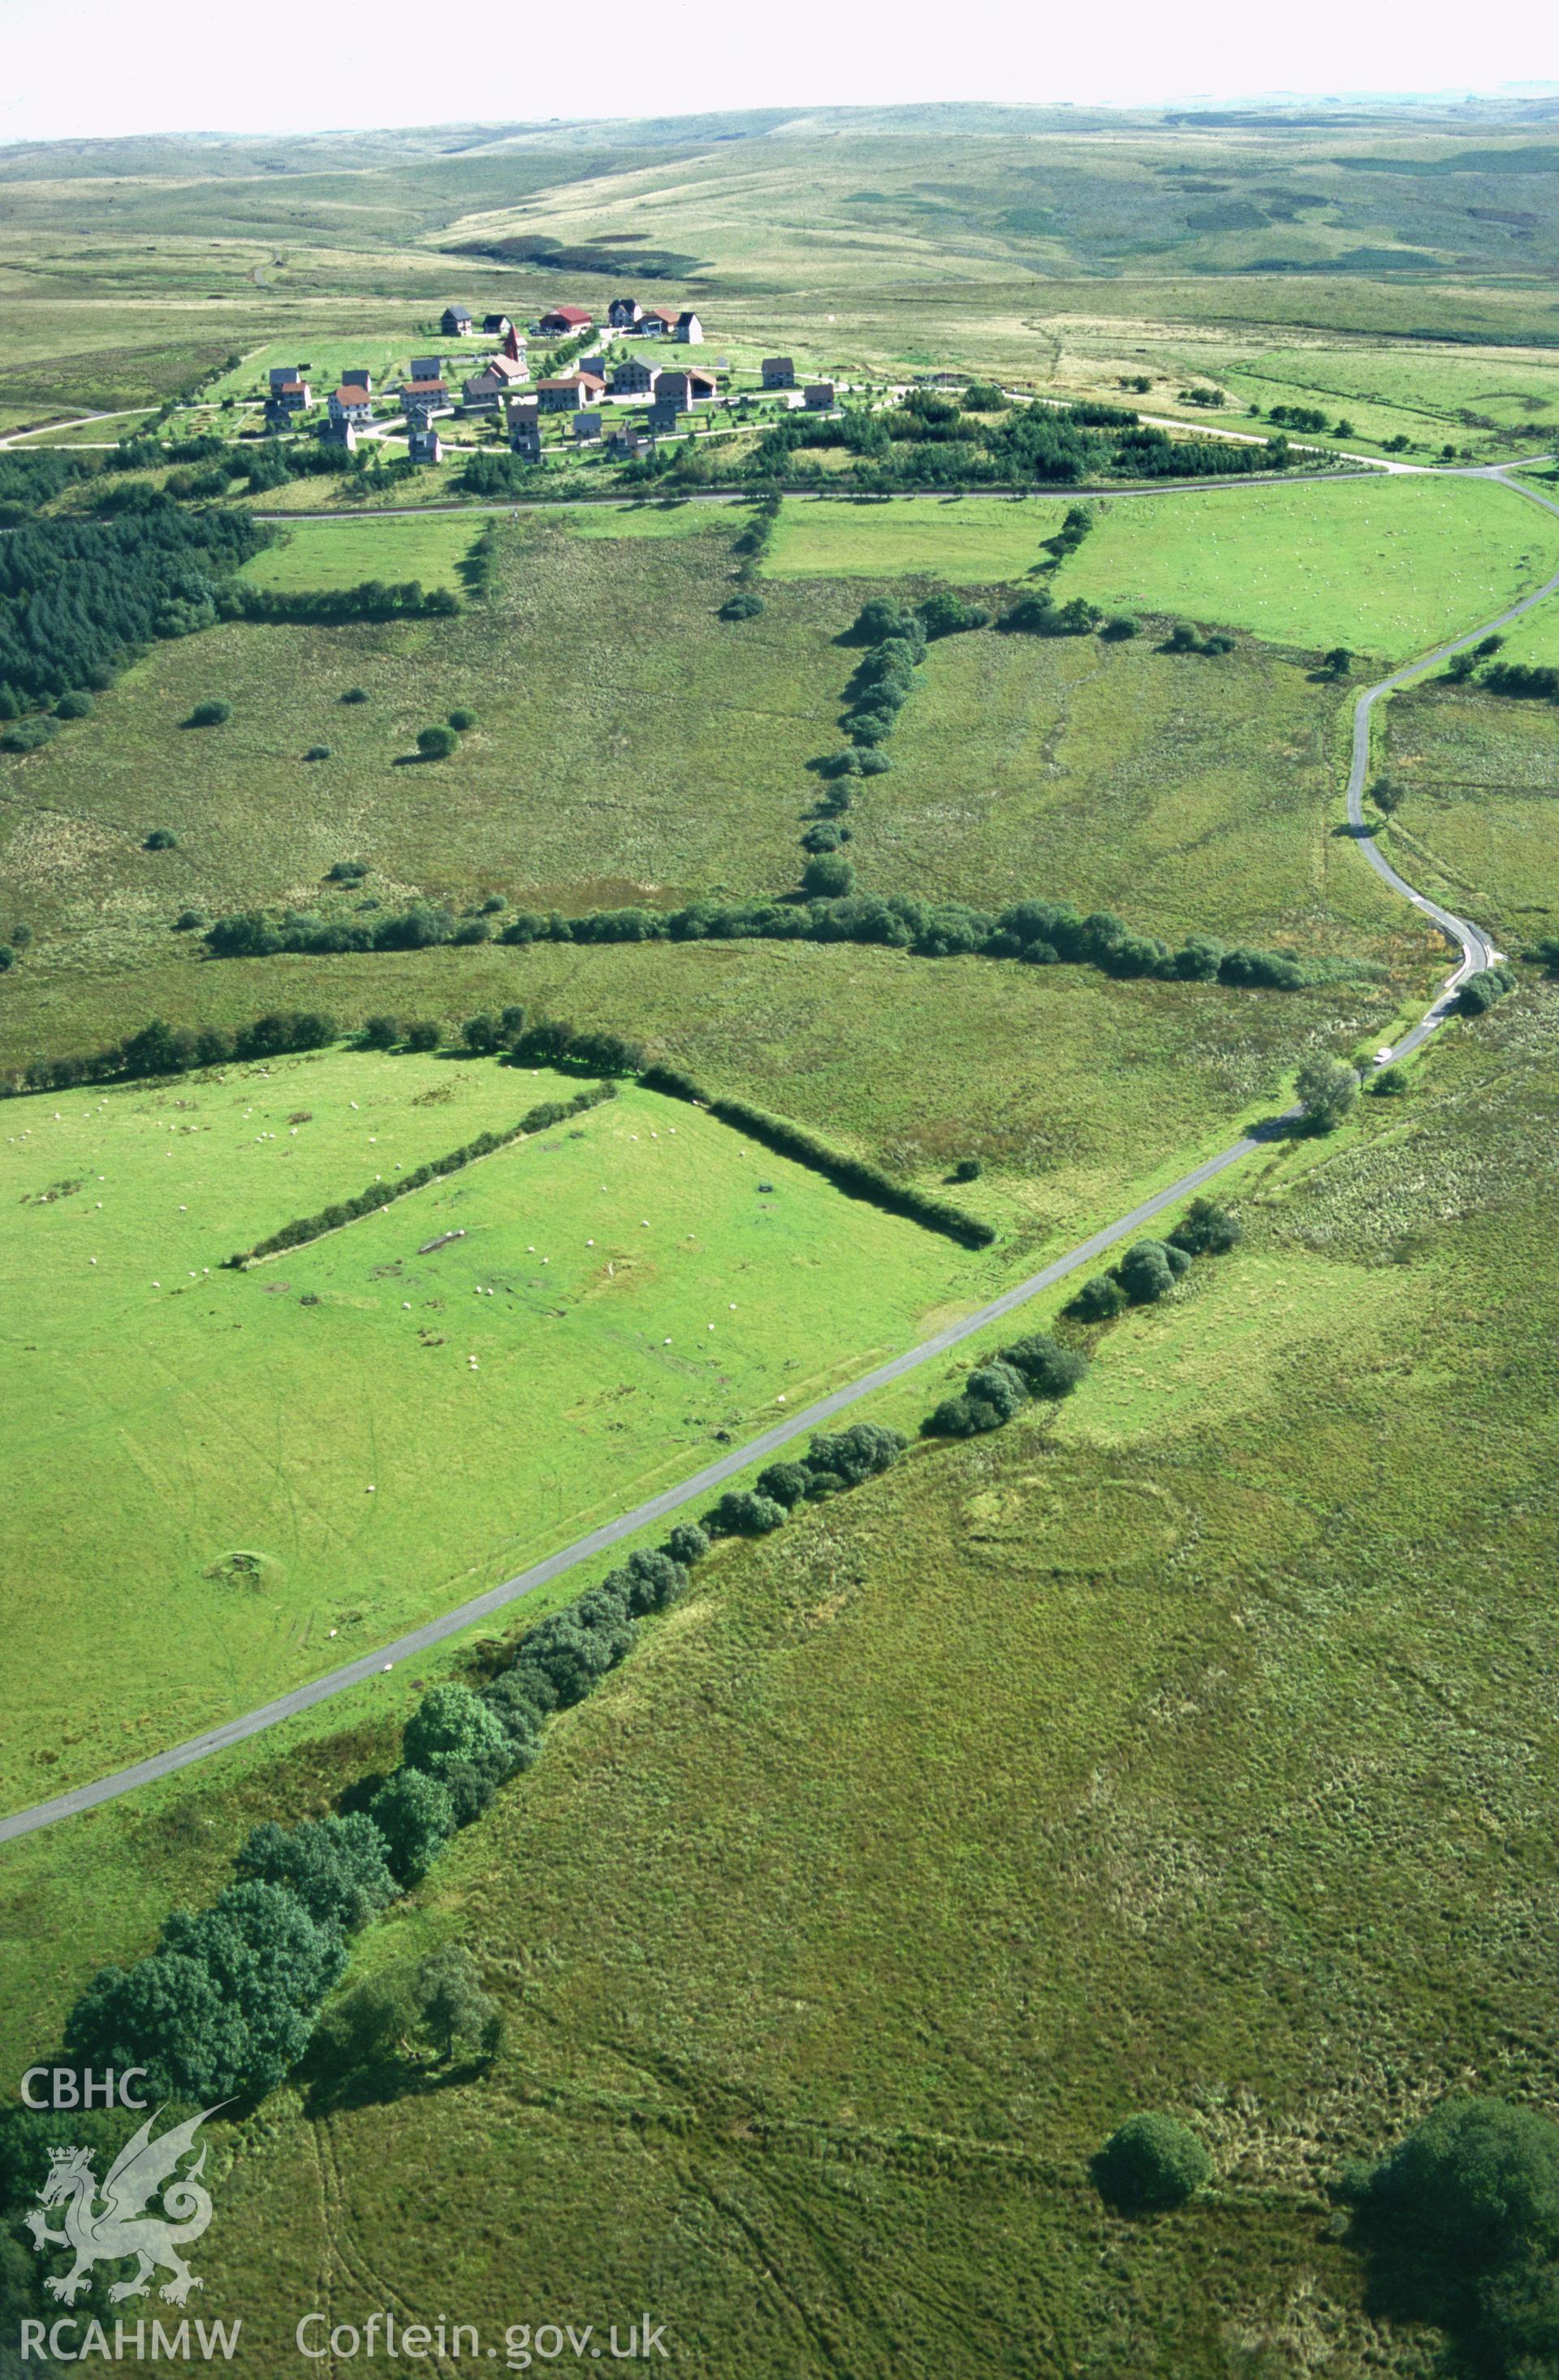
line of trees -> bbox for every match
[1063,1199,1242,1327]
[640,1061,995,1247]
[225,1082,617,1268]
[922,1330,1090,1439]
[214,579,459,625]
[202,891,1308,992]
[4,1009,336,1098]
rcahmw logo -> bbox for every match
[15,2087,242,2361]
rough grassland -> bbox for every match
[765,476,1559,661]
[5,983,1557,2375]
[0,1051,977,1809]
[0,512,1455,1023]
[238,511,485,594]
[1379,679,1559,942]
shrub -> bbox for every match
[417,724,459,760]
[707,1488,787,1536]
[55,690,94,719]
[1,715,60,752]
[1116,1239,1181,1302]
[1069,1273,1127,1323]
[342,686,369,703]
[447,708,477,732]
[326,859,367,883]
[1294,1052,1360,1132]
[173,908,207,932]
[187,700,231,726]
[304,744,331,761]
[666,1522,710,1566]
[918,589,991,638]
[951,1157,982,1182]
[801,853,857,899]
[1093,2114,1211,2214]
[1166,1198,1242,1257]
[720,590,764,620]
[755,1461,811,1510]
[802,822,843,853]
[1000,1334,1088,1398]
[1368,1065,1409,1097]
[1099,616,1139,641]
[855,748,891,776]
[361,1013,401,1049]
[143,828,178,851]
[403,1020,442,1052]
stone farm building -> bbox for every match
[762,356,796,389]
[540,305,594,335]
[607,296,643,328]
[462,353,529,411]
[327,384,374,430]
[610,356,660,395]
[441,304,473,335]
[674,311,704,343]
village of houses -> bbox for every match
[259,295,840,469]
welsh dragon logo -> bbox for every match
[24,2104,224,2308]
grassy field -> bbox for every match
[239,511,486,593]
[1,506,1453,1012]
[765,476,1559,661]
[4,978,1557,2374]
[0,1047,978,1808]
[7,102,1559,2373]
[1377,678,1559,943]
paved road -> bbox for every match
[4,464,1557,1848]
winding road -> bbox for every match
[4,463,1558,1848]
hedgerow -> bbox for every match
[201,891,1307,991]
[4,1009,337,1097]
[224,1082,617,1267]
[640,1061,993,1247]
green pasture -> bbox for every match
[1226,342,1559,454]
[0,1048,972,1809]
[6,978,1558,2373]
[767,476,1559,661]
[239,511,485,593]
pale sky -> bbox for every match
[0,0,1549,145]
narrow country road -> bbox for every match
[3,464,1557,1847]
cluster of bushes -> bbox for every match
[458,450,542,499]
[924,1330,1089,1438]
[722,490,780,618]
[1482,659,1559,701]
[641,1060,992,1246]
[467,1008,646,1074]
[1164,622,1235,658]
[226,1082,615,1267]
[203,888,1307,991]
[705,1421,906,1536]
[1001,590,1103,638]
[1459,962,1517,1015]
[1040,502,1096,564]
[215,579,458,626]
[1065,1199,1242,1325]
[742,395,1299,491]
[838,597,928,752]
[5,1009,335,1097]
[1263,403,1332,434]
[0,496,270,715]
